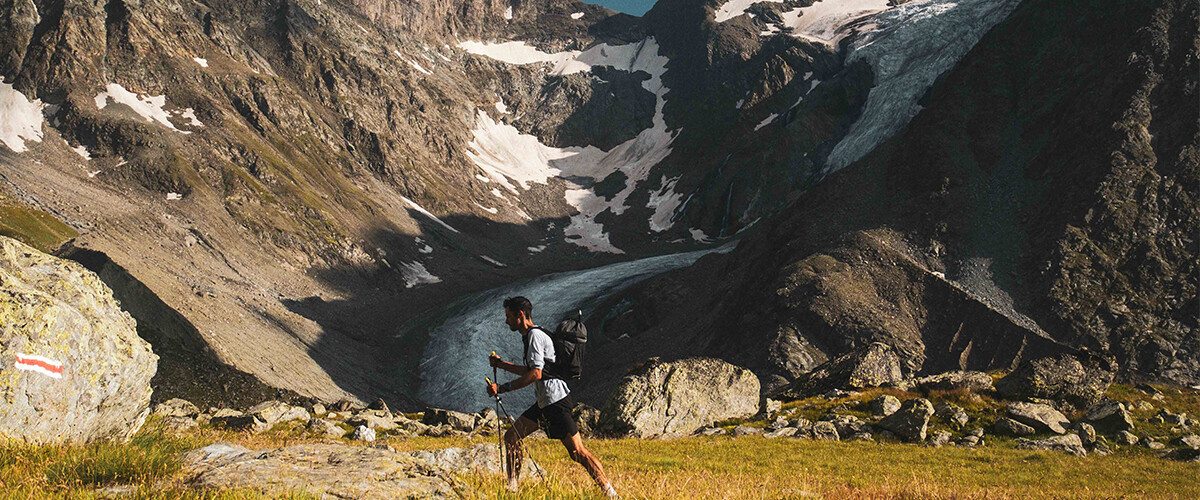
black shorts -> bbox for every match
[520,396,579,439]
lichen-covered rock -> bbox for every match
[1007,402,1071,434]
[992,417,1036,437]
[870,394,901,417]
[1082,398,1135,433]
[597,357,760,438]
[409,443,541,476]
[423,408,476,432]
[902,371,995,393]
[307,418,345,438]
[877,398,935,442]
[776,343,903,399]
[247,400,310,426]
[180,443,464,498]
[935,402,969,428]
[153,398,200,418]
[995,354,1114,411]
[1016,434,1087,456]
[811,421,839,441]
[0,236,157,444]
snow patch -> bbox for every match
[166,192,183,200]
[94,83,200,133]
[527,245,546,253]
[402,196,460,233]
[480,255,507,267]
[400,261,441,288]
[494,101,509,114]
[490,188,505,198]
[193,57,208,68]
[778,0,891,45]
[72,145,91,160]
[473,202,499,214]
[735,99,745,109]
[408,60,433,75]
[503,5,513,20]
[714,0,785,23]
[463,38,677,253]
[0,82,45,153]
[180,108,203,127]
[754,113,778,131]
[415,237,434,254]
[690,228,712,243]
[570,12,585,19]
[647,176,683,232]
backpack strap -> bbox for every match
[523,326,548,368]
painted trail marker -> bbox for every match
[14,353,64,379]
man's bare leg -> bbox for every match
[504,416,540,490]
[562,433,616,497]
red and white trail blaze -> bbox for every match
[14,353,64,379]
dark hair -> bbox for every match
[503,296,533,318]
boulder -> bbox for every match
[247,401,309,426]
[958,435,981,447]
[311,403,327,416]
[408,443,541,476]
[935,402,969,427]
[1006,402,1070,434]
[926,430,952,447]
[764,427,799,438]
[1116,430,1139,446]
[995,354,1114,411]
[180,443,463,498]
[347,412,397,431]
[1156,409,1186,426]
[762,398,782,416]
[597,357,760,438]
[877,398,935,442]
[158,416,199,434]
[811,421,839,441]
[1081,399,1134,433]
[822,414,868,437]
[903,371,994,393]
[572,404,600,437]
[1016,434,1087,456]
[423,408,476,432]
[732,425,764,437]
[352,425,376,442]
[1139,436,1165,450]
[1090,440,1113,456]
[992,417,1036,437]
[1170,434,1200,449]
[307,418,345,438]
[776,343,903,399]
[154,399,200,418]
[870,394,901,417]
[847,432,873,442]
[0,236,158,444]
[1074,422,1097,446]
[211,415,270,434]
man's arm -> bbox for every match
[488,367,542,396]
[490,353,529,376]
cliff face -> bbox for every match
[575,0,1199,402]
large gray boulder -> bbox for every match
[902,371,994,393]
[992,417,1036,437]
[0,236,157,444]
[180,443,463,498]
[995,354,1114,411]
[1016,434,1088,456]
[877,398,935,442]
[1007,402,1070,434]
[776,343,903,399]
[597,357,760,438]
[1081,399,1135,433]
[408,443,541,476]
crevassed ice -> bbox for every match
[461,38,682,253]
[713,0,785,23]
[647,176,683,232]
[94,83,202,133]
[777,0,891,45]
[823,0,1020,171]
[0,82,45,153]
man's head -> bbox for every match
[503,296,533,332]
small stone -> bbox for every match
[1117,430,1139,446]
[926,430,952,447]
[159,416,199,433]
[247,401,310,426]
[352,425,376,442]
[877,398,935,442]
[959,435,981,447]
[1074,422,1097,446]
[1157,409,1186,426]
[1090,440,1113,456]
[764,427,799,438]
[699,427,726,436]
[154,399,200,418]
[1139,436,1164,450]
[762,398,782,416]
[993,417,1036,437]
[789,417,812,429]
[308,418,345,438]
[1007,402,1070,434]
[847,432,873,442]
[733,425,764,437]
[812,421,839,441]
[1170,434,1200,449]
[311,403,326,416]
[1082,399,1135,433]
[1016,434,1087,456]
[870,395,902,417]
[935,403,969,427]
[969,428,985,438]
[1134,401,1154,411]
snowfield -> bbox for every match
[94,83,202,133]
[0,82,45,153]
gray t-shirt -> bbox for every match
[525,327,570,408]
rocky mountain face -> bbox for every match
[576,0,1198,403]
[2,0,1191,410]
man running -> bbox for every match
[486,296,617,497]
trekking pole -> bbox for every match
[486,377,548,485]
[491,352,503,477]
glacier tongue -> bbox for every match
[823,0,1022,171]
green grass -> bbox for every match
[0,204,78,253]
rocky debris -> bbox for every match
[368,398,390,414]
[764,427,799,438]
[992,417,1036,437]
[934,403,969,428]
[958,435,982,447]
[1075,423,1097,446]
[870,395,902,417]
[477,407,501,432]
[1082,399,1135,433]
[307,418,345,438]
[0,237,157,444]
[822,414,869,437]
[1117,431,1139,446]
[158,416,199,434]
[247,401,310,427]
[847,432,874,442]
[767,416,790,431]
[1006,402,1070,434]
[1170,435,1200,449]
[901,371,995,393]
[995,355,1114,411]
[877,398,935,442]
[733,425,764,437]
[329,400,359,413]
[811,421,839,441]
[1016,434,1087,456]
[777,343,903,399]
[1156,409,1187,426]
[423,408,476,432]
[1090,440,1113,456]
[210,414,270,434]
[1139,437,1165,450]
[311,403,327,416]
[347,411,398,431]
[698,427,727,436]
[926,430,952,447]
[180,443,463,498]
[762,398,783,416]
[409,443,540,476]
[598,357,760,438]
[154,399,201,418]
[352,425,376,442]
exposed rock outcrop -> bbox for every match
[995,355,1114,411]
[1082,399,1135,434]
[597,357,760,438]
[776,343,903,399]
[877,398,935,442]
[0,236,157,444]
[1006,402,1070,435]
